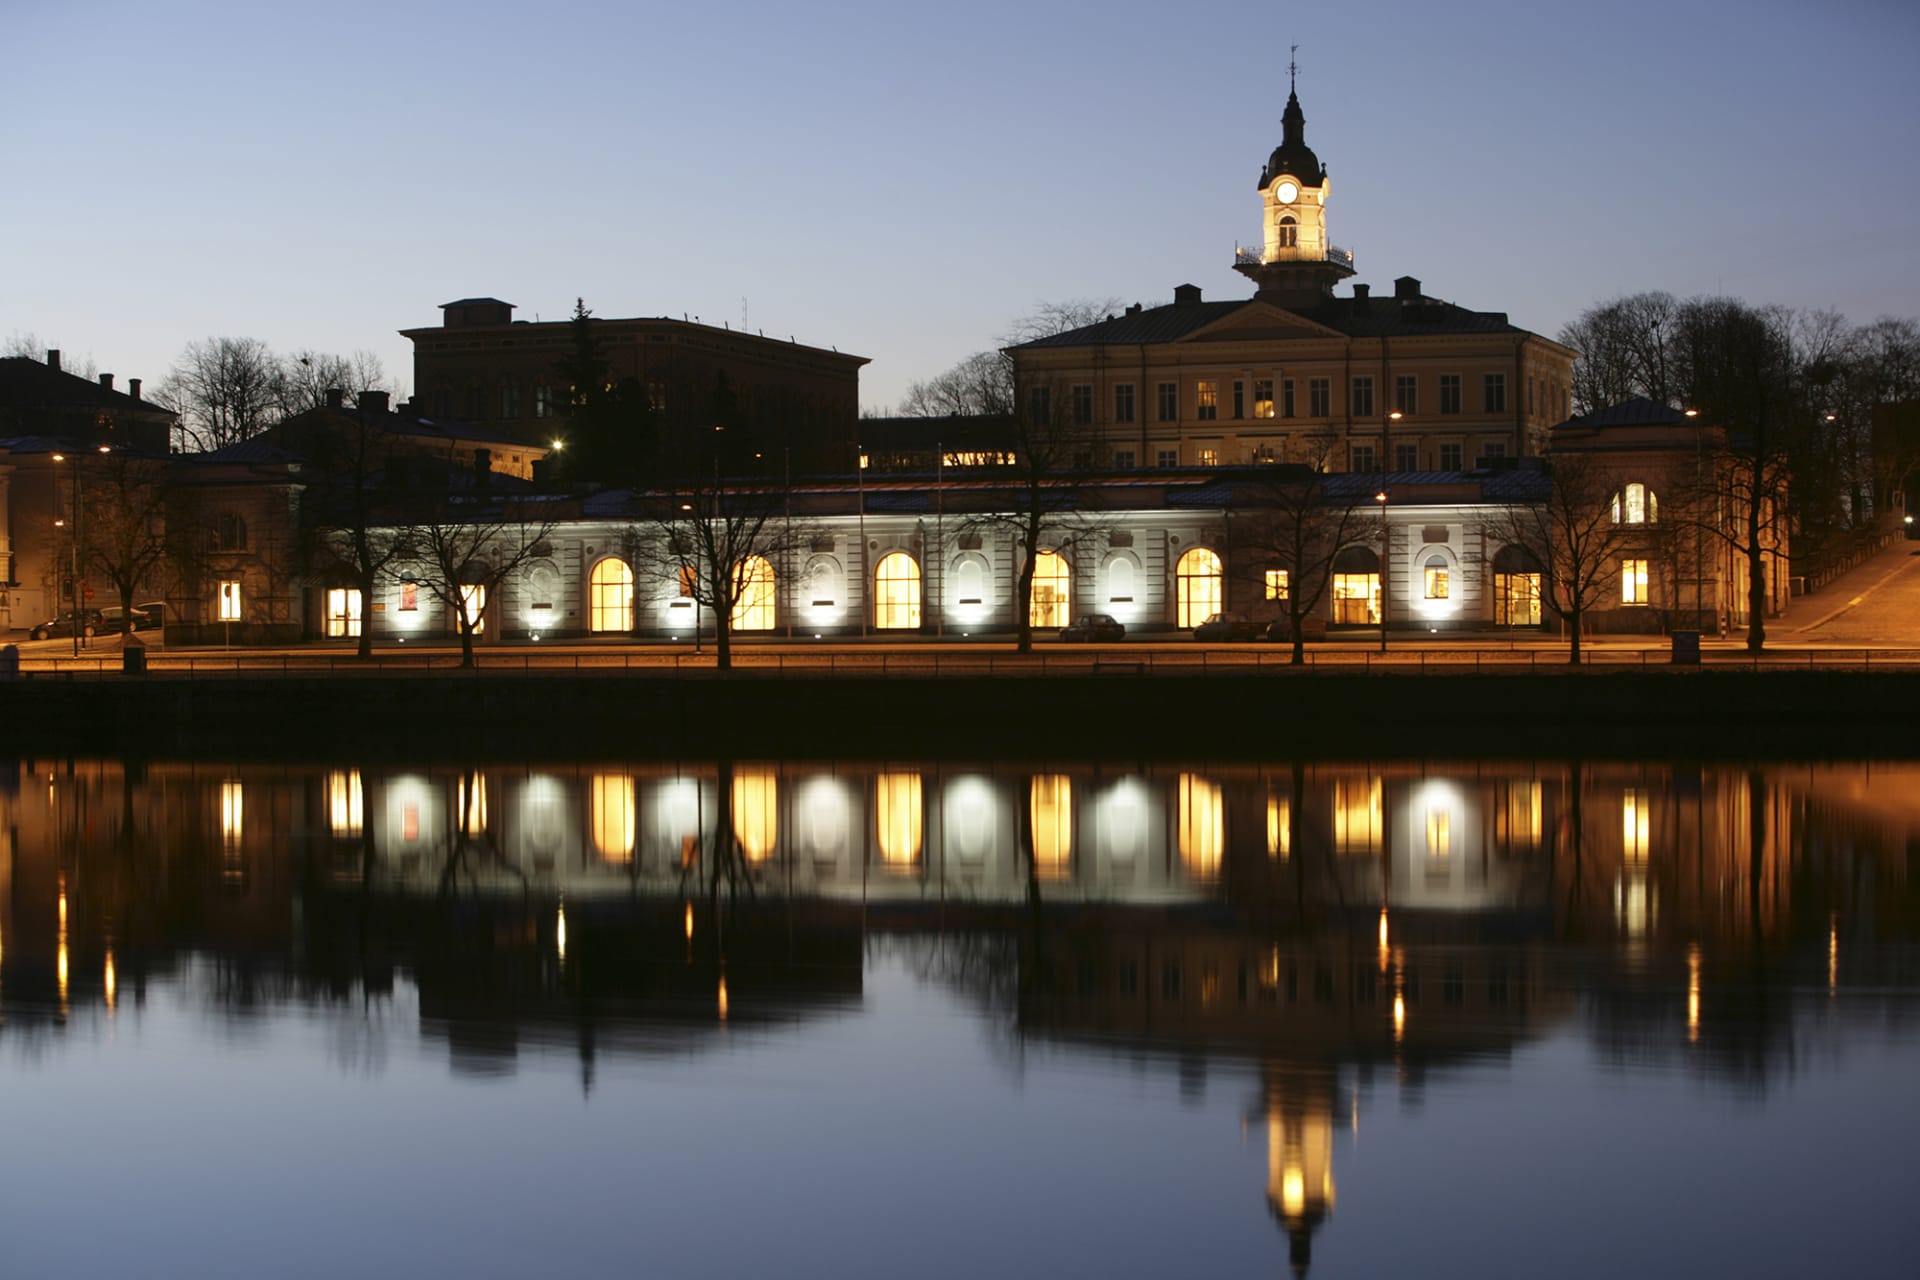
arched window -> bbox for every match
[1030,550,1069,628]
[731,555,775,631]
[1278,215,1298,248]
[1612,482,1657,524]
[953,558,986,605]
[874,552,920,630]
[1492,545,1543,627]
[1331,546,1380,624]
[1175,547,1222,628]
[1107,556,1136,603]
[590,558,633,632]
[1029,775,1072,881]
[1424,555,1450,600]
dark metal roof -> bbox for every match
[439,297,514,309]
[1553,397,1692,430]
[0,356,173,413]
[193,440,305,465]
[1011,292,1531,351]
[1011,301,1255,349]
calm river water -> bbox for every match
[1,757,1914,1278]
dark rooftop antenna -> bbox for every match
[1289,45,1299,94]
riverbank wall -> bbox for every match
[2,669,1915,760]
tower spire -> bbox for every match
[1289,44,1298,95]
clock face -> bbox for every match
[1275,180,1299,204]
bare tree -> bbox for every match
[306,406,415,659]
[1234,437,1369,664]
[280,349,390,416]
[76,449,175,633]
[899,350,1014,418]
[403,498,561,668]
[157,337,285,451]
[1488,451,1645,664]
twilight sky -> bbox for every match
[6,0,1915,413]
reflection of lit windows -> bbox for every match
[874,553,921,630]
[325,588,362,638]
[221,780,244,850]
[1175,548,1222,628]
[1615,872,1654,937]
[1267,794,1291,859]
[1029,775,1072,880]
[1425,808,1451,858]
[1030,551,1069,629]
[401,803,419,843]
[732,769,778,862]
[731,556,776,632]
[1178,773,1222,880]
[457,773,488,838]
[1333,777,1382,854]
[327,770,362,835]
[1500,781,1542,846]
[1622,790,1649,864]
[876,773,923,867]
[593,774,635,862]
[590,558,633,632]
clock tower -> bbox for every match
[1234,67,1355,308]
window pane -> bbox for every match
[1030,551,1069,628]
[590,558,634,632]
[874,553,921,629]
[1175,548,1222,628]
[731,555,776,631]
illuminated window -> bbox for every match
[1196,380,1218,421]
[1621,557,1649,605]
[217,580,243,621]
[1114,384,1135,423]
[1622,790,1650,864]
[1351,377,1374,418]
[1029,775,1072,880]
[1394,375,1418,415]
[732,555,776,631]
[459,584,486,633]
[325,587,362,638]
[1493,546,1542,625]
[1439,375,1462,414]
[1254,379,1275,419]
[1175,548,1222,628]
[1178,773,1223,880]
[1277,215,1298,247]
[1424,556,1449,600]
[1612,483,1658,525]
[732,769,778,862]
[1030,551,1069,628]
[1197,448,1219,467]
[876,773,923,867]
[1331,547,1380,624]
[1267,794,1291,859]
[1265,569,1290,600]
[592,774,635,862]
[399,581,418,612]
[328,770,362,835]
[457,773,487,838]
[1333,776,1382,854]
[1483,373,1507,413]
[874,552,921,629]
[590,558,633,632]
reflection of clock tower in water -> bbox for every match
[1234,67,1356,310]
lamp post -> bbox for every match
[50,444,110,657]
[1376,487,1390,652]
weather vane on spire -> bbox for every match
[1289,45,1299,94]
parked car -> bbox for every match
[1060,613,1126,642]
[29,608,104,640]
[1193,612,1258,641]
[99,604,154,633]
[1263,615,1328,642]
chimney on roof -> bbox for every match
[1174,283,1202,306]
[98,373,114,392]
[1394,275,1422,300]
[474,448,492,489]
[359,390,390,415]
[46,349,60,372]
[1353,283,1371,308]
[128,378,141,401]
[1126,302,1142,316]
[325,387,345,410]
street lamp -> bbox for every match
[1376,487,1390,652]
[50,444,110,657]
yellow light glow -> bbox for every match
[1178,773,1223,880]
[1687,944,1701,1042]
[57,941,69,1005]
[717,975,729,1021]
[591,773,635,862]
[57,888,67,930]
[732,769,778,862]
[685,902,694,940]
[1267,795,1291,859]
[1828,913,1838,994]
[556,904,567,962]
[1622,790,1649,863]
[328,770,363,835]
[221,780,244,849]
[1393,990,1406,1040]
[1029,775,1072,880]
[104,949,117,1010]
[1282,1168,1306,1218]
[1334,776,1382,854]
[459,773,488,839]
[1378,908,1390,964]
[1425,808,1451,859]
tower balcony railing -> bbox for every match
[1234,243,1355,269]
